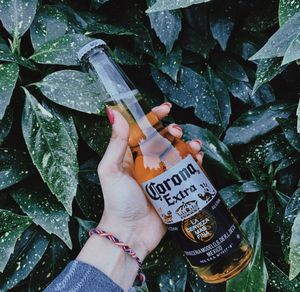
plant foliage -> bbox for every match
[0,0,299,291]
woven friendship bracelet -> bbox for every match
[89,227,146,286]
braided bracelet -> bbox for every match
[89,227,146,286]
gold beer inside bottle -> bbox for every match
[83,45,252,283]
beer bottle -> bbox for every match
[77,39,252,283]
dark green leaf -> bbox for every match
[113,47,146,66]
[30,34,92,66]
[79,157,100,185]
[0,108,13,145]
[30,5,68,50]
[28,236,70,291]
[22,89,78,214]
[289,212,300,279]
[0,50,37,70]
[279,0,300,26]
[282,32,300,65]
[148,0,182,53]
[91,0,111,8]
[0,62,19,120]
[154,47,182,82]
[253,58,287,93]
[224,102,296,146]
[277,118,300,152]
[0,0,37,38]
[0,209,31,272]
[250,12,300,60]
[11,187,72,249]
[226,206,268,292]
[152,67,222,126]
[297,101,300,133]
[182,124,241,180]
[209,0,235,51]
[275,151,300,173]
[37,70,104,115]
[0,148,34,191]
[76,217,96,248]
[85,23,137,36]
[241,181,266,192]
[265,258,300,291]
[74,114,110,155]
[0,226,49,290]
[219,184,246,208]
[146,0,212,13]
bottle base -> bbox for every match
[192,244,253,284]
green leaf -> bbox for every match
[282,32,300,65]
[30,5,68,50]
[209,0,235,51]
[0,226,49,290]
[146,0,212,13]
[11,187,72,249]
[279,0,300,26]
[0,209,31,273]
[0,0,38,38]
[30,34,92,66]
[37,70,104,115]
[219,184,246,209]
[22,89,78,214]
[265,258,300,291]
[152,67,222,126]
[74,114,110,155]
[113,47,146,66]
[289,212,300,279]
[0,62,19,120]
[253,58,287,93]
[79,157,100,185]
[147,0,182,53]
[226,206,268,292]
[29,236,70,291]
[0,50,37,70]
[250,12,300,60]
[240,181,266,192]
[277,118,300,152]
[182,124,241,180]
[86,23,137,36]
[0,108,13,145]
[154,47,182,82]
[224,102,296,146]
[0,148,34,191]
[297,99,300,133]
[76,217,96,248]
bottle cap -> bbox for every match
[77,39,107,61]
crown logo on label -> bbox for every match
[176,200,199,219]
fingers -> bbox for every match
[152,102,172,120]
[187,139,204,166]
[166,123,183,138]
[98,108,129,176]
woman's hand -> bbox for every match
[97,102,204,259]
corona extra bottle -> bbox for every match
[78,40,252,283]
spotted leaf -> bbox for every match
[0,108,13,145]
[226,206,268,292]
[224,102,296,146]
[219,184,247,209]
[146,0,212,13]
[152,67,222,126]
[76,217,97,248]
[289,212,300,279]
[0,148,34,191]
[0,226,49,290]
[11,187,72,249]
[113,47,146,66]
[29,235,70,291]
[0,62,19,120]
[30,34,92,65]
[30,5,68,50]
[0,209,32,273]
[282,32,300,65]
[277,118,300,152]
[147,0,182,53]
[279,0,300,26]
[0,0,37,38]
[22,89,78,214]
[85,23,137,36]
[182,124,241,180]
[37,70,104,115]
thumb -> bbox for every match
[99,107,130,172]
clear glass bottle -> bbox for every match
[78,39,252,283]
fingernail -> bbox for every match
[194,139,202,146]
[172,124,182,131]
[199,151,204,157]
[106,106,115,125]
[163,102,172,108]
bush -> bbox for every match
[0,0,299,291]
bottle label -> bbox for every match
[141,155,242,266]
[142,154,217,224]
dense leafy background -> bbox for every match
[0,0,299,291]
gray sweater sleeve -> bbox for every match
[44,260,125,292]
